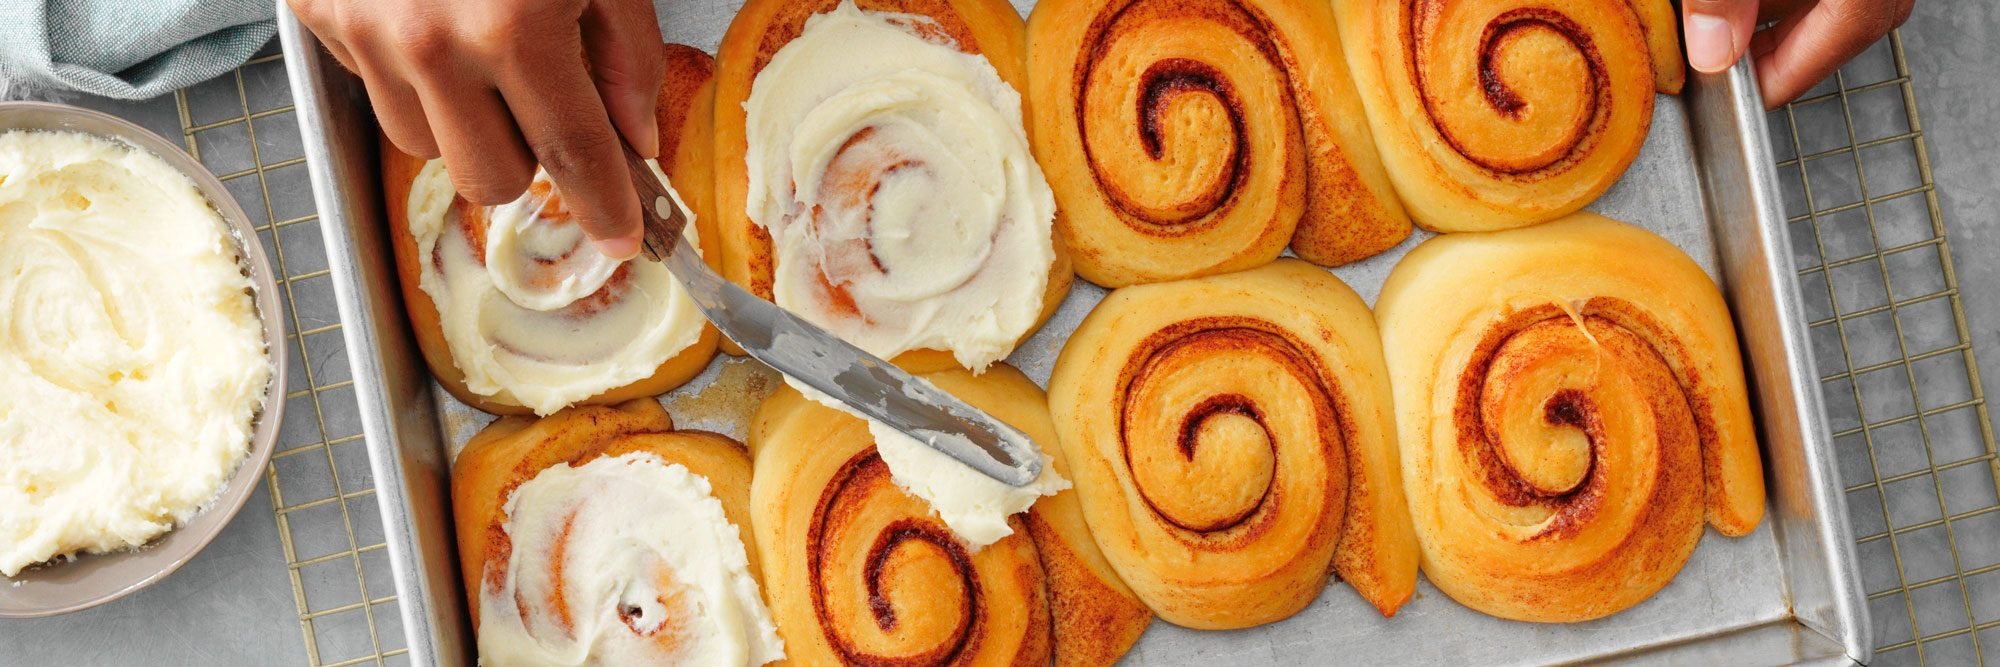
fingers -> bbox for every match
[342,22,446,159]
[416,84,537,205]
[293,0,659,259]
[1683,0,1761,73]
[288,0,361,76]
[384,6,538,204]
[1756,0,1817,23]
[495,31,644,260]
[581,0,666,158]
[1752,0,1913,109]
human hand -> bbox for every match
[1682,0,1914,109]
[288,0,664,259]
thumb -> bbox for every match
[1683,0,1761,73]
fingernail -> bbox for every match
[595,235,641,261]
[635,121,661,159]
[1686,13,1739,73]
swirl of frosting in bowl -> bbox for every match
[740,1,1057,371]
[0,129,270,577]
[405,161,706,415]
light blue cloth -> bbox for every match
[0,0,275,100]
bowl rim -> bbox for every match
[0,100,290,618]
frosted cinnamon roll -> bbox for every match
[1047,260,1419,628]
[453,399,784,666]
[716,0,1069,370]
[1375,213,1764,622]
[1028,0,1412,286]
[381,44,722,416]
[718,0,1072,554]
[1333,0,1682,232]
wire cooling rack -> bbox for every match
[168,44,407,666]
[1766,33,2000,666]
[162,30,1999,667]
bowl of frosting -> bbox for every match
[0,101,286,616]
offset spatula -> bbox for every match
[618,142,1043,486]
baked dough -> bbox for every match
[1048,260,1419,628]
[1027,0,1411,286]
[1333,0,1682,232]
[1375,213,1764,622]
[749,359,1151,664]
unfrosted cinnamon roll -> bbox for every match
[1047,260,1418,628]
[1027,0,1412,287]
[382,45,721,416]
[452,399,784,666]
[749,362,1151,665]
[1375,213,1764,622]
[714,0,1070,370]
[1333,0,1682,232]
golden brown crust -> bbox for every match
[1047,260,1418,628]
[1375,213,1764,623]
[381,44,723,415]
[1332,0,1679,233]
[748,362,1149,665]
[451,398,764,633]
[1026,0,1411,287]
[1023,444,1155,665]
[712,0,1071,362]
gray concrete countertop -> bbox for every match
[1,4,1996,665]
[1906,5,2000,412]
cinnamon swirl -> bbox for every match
[1047,260,1418,628]
[452,398,784,665]
[1375,213,1764,622]
[1027,0,1412,287]
[1333,0,1683,232]
[749,361,1151,664]
[382,44,721,416]
[715,0,1070,370]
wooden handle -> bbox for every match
[621,140,689,261]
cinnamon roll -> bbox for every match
[1375,213,1764,622]
[749,361,1151,665]
[1333,0,1683,232]
[1047,260,1418,628]
[382,44,721,416]
[1027,0,1412,287]
[714,0,1070,370]
[452,398,784,665]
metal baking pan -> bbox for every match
[280,1,1870,663]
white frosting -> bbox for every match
[869,422,1067,549]
[743,1,1057,371]
[792,379,1065,550]
[407,161,705,415]
[0,130,270,577]
[480,453,784,666]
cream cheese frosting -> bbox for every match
[866,413,1067,549]
[788,378,1066,551]
[748,2,1065,549]
[0,130,270,577]
[480,452,785,666]
[743,0,1057,371]
[407,161,705,415]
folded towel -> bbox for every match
[0,0,275,100]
